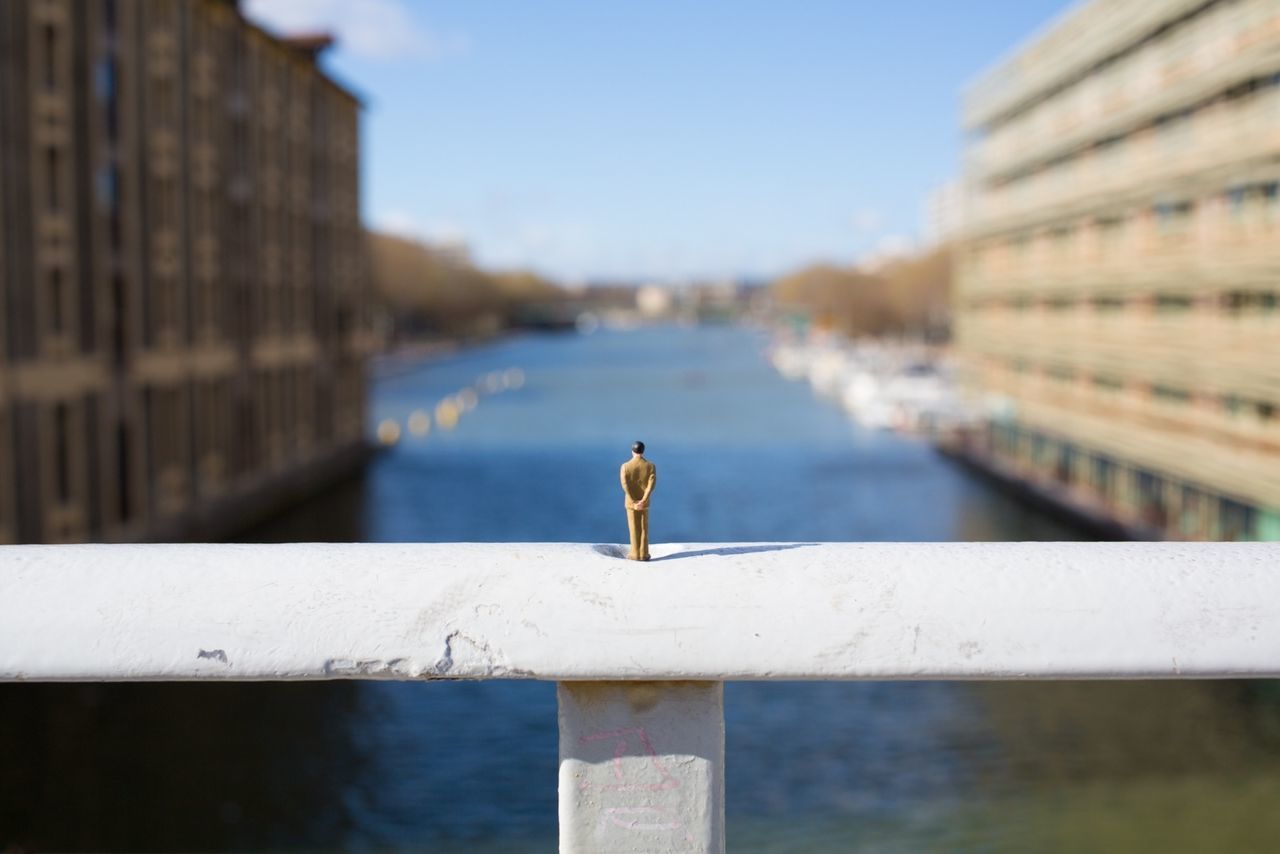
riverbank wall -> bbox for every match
[933,430,1161,542]
[140,440,378,544]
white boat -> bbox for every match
[807,348,853,398]
[768,343,811,381]
[769,333,982,437]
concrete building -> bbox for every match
[954,0,1280,541]
[922,179,966,247]
[0,0,374,544]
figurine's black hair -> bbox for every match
[632,440,645,455]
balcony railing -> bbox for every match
[3,541,1279,853]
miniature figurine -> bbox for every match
[620,440,656,561]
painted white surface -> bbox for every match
[558,681,724,854]
[1,541,1279,681]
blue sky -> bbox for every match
[245,0,1077,281]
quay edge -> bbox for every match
[137,440,379,544]
[933,430,1161,542]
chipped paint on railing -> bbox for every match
[2,541,1278,682]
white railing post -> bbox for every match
[558,681,725,854]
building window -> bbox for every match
[151,74,173,127]
[100,58,120,142]
[1226,186,1248,221]
[111,275,126,366]
[96,164,119,211]
[54,403,71,503]
[1054,443,1076,485]
[1222,289,1279,315]
[42,24,57,90]
[1093,455,1116,497]
[116,421,131,523]
[1152,384,1190,405]
[1096,215,1125,251]
[156,176,176,230]
[49,268,64,334]
[1048,224,1077,256]
[94,57,115,102]
[1155,108,1193,149]
[1093,375,1124,393]
[1224,180,1279,229]
[149,0,175,27]
[1155,293,1193,313]
[1221,394,1276,424]
[46,146,60,210]
[1154,199,1194,235]
[1219,497,1257,541]
[1135,468,1168,527]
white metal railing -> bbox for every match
[3,541,1279,853]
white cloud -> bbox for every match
[244,0,469,61]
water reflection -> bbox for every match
[0,682,366,851]
[241,473,371,543]
[724,681,1280,853]
[946,681,1280,853]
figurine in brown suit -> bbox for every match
[620,441,656,561]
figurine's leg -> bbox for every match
[626,509,640,560]
[638,510,649,560]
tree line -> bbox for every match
[368,231,568,341]
[770,245,952,340]
[368,229,954,343]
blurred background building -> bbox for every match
[955,0,1280,540]
[0,0,373,544]
[923,179,967,248]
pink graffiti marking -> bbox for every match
[579,726,680,792]
[600,807,685,832]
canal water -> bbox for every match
[4,325,1280,851]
